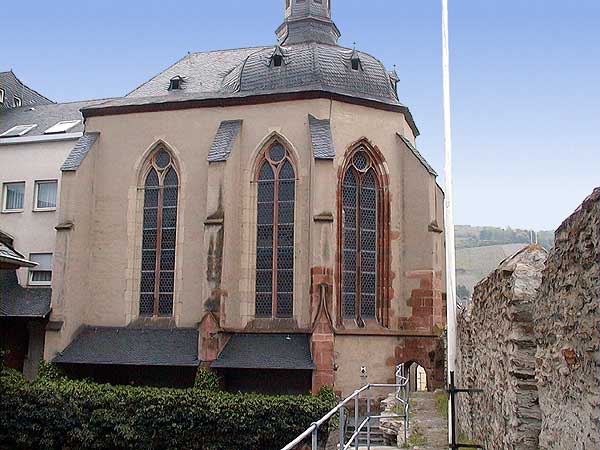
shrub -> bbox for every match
[0,366,335,450]
[37,361,67,381]
[193,368,221,391]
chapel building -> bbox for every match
[44,0,446,395]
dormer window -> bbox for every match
[350,48,362,71]
[169,76,184,91]
[13,96,22,107]
[0,89,4,105]
[270,46,286,68]
[389,70,400,99]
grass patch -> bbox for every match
[435,390,449,419]
[401,425,427,448]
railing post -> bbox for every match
[311,426,318,450]
[339,406,345,449]
[366,385,371,450]
[404,403,408,445]
[354,392,359,450]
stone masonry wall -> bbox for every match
[457,188,600,450]
[457,245,546,450]
[534,188,600,450]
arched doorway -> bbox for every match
[406,361,428,392]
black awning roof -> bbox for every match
[211,333,315,370]
[54,327,200,367]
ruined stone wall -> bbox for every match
[534,189,600,450]
[456,245,547,450]
[457,188,600,450]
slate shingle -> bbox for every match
[207,120,243,162]
[211,333,315,370]
[0,99,111,138]
[53,327,200,366]
[61,132,100,171]
[397,134,438,176]
[0,270,51,318]
[309,114,335,159]
[0,71,53,110]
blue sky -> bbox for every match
[4,0,598,230]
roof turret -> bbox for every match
[276,0,340,45]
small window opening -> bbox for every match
[169,76,184,90]
[13,96,22,107]
[351,46,362,71]
[271,46,285,68]
[0,89,4,104]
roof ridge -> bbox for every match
[7,97,118,109]
[188,44,271,56]
[125,53,193,97]
[7,71,54,103]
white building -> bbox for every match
[0,99,106,376]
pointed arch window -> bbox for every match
[339,146,390,324]
[255,142,296,318]
[139,147,179,317]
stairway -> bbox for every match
[345,420,387,446]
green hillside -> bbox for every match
[455,225,554,299]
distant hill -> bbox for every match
[455,225,554,299]
[455,225,554,250]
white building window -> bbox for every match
[2,182,25,212]
[29,253,53,285]
[0,89,4,104]
[44,120,81,134]
[34,180,58,210]
[13,96,22,107]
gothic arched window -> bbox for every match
[339,145,390,324]
[139,147,179,317]
[255,142,296,318]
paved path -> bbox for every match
[407,392,448,450]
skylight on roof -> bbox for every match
[0,124,38,138]
[44,120,81,134]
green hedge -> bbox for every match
[0,367,335,450]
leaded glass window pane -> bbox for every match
[342,170,358,318]
[139,152,178,317]
[255,144,295,318]
[341,159,379,320]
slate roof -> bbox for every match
[308,114,335,159]
[0,99,111,138]
[0,70,53,110]
[223,43,400,105]
[0,270,51,318]
[61,132,100,171]
[207,120,243,162]
[85,43,415,134]
[53,327,200,366]
[397,134,438,176]
[211,333,315,370]
[127,47,269,98]
[0,241,36,268]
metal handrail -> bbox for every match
[281,364,410,450]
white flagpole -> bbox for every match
[441,0,458,445]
